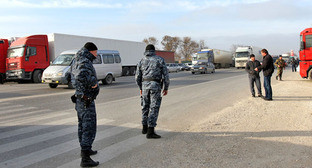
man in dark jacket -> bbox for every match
[245,54,262,97]
[255,49,274,101]
[71,42,99,167]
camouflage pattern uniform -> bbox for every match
[135,50,169,128]
[274,58,286,80]
[71,47,99,151]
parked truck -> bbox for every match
[3,33,145,83]
[193,49,232,68]
[234,46,262,68]
[299,28,312,79]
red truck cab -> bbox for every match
[299,28,312,79]
[6,35,49,83]
[0,39,9,84]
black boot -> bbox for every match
[142,125,148,134]
[146,127,161,139]
[80,150,99,167]
[81,149,97,157]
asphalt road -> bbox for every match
[0,68,247,168]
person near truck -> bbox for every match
[290,57,297,72]
[245,54,262,97]
[71,42,99,167]
[255,49,274,101]
[135,44,170,139]
[274,55,286,81]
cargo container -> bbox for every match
[193,49,232,68]
[155,50,175,63]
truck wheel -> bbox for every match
[308,69,312,80]
[191,72,195,74]
[33,70,42,83]
[130,67,136,76]
[49,83,58,88]
[122,67,130,76]
[102,74,113,85]
[0,74,3,84]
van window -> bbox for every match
[114,54,121,63]
[102,54,114,64]
[108,55,114,64]
[93,54,102,64]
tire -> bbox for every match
[191,72,195,74]
[237,67,240,69]
[308,69,312,80]
[102,74,113,85]
[49,83,58,88]
[33,70,42,83]
[122,67,130,76]
[129,67,136,76]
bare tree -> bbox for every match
[199,40,208,50]
[142,37,158,47]
[179,37,199,61]
[161,35,181,52]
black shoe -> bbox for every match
[264,98,273,101]
[276,76,278,80]
[146,127,161,139]
[80,150,99,167]
[258,94,262,97]
[81,149,97,157]
[142,125,148,134]
[252,94,255,97]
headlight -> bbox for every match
[56,72,63,76]
[199,67,204,69]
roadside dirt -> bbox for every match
[104,69,312,168]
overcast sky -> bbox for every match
[1,0,311,54]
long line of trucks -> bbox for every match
[0,33,147,86]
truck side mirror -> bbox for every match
[300,41,305,51]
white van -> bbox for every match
[42,50,122,88]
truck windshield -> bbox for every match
[306,35,312,48]
[52,54,75,66]
[197,53,209,60]
[236,52,249,58]
[7,47,25,58]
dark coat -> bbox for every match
[258,54,274,77]
[246,60,261,78]
[71,47,99,99]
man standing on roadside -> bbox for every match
[255,49,274,101]
[135,44,170,139]
[72,42,99,167]
[290,57,297,72]
[245,54,262,97]
[274,55,286,81]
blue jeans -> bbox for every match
[263,75,272,99]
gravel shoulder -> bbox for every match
[103,69,312,168]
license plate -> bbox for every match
[45,80,52,83]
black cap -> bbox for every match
[250,54,255,58]
[145,44,155,51]
[84,42,98,51]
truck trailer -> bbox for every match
[235,46,262,68]
[299,28,312,79]
[193,49,232,68]
[4,33,145,83]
